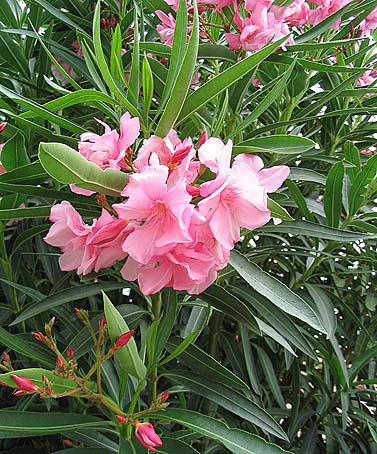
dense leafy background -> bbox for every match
[0,0,376,453]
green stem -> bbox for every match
[148,292,162,406]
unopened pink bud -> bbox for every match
[32,332,45,342]
[99,316,107,329]
[116,415,126,423]
[67,347,74,359]
[11,375,38,393]
[114,330,135,349]
[198,129,208,148]
[134,421,163,452]
[0,122,7,133]
[159,390,170,402]
[3,351,10,362]
[74,307,81,316]
[56,356,64,369]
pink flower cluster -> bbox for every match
[157,0,371,52]
[45,113,289,295]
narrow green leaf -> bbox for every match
[267,198,294,222]
[0,369,86,394]
[230,59,296,137]
[344,141,360,184]
[103,292,147,380]
[233,135,316,155]
[158,0,189,112]
[0,206,51,220]
[142,54,154,118]
[177,36,288,124]
[202,284,260,333]
[305,285,336,337]
[254,345,285,409]
[11,283,127,325]
[232,287,316,359]
[127,13,140,107]
[1,133,29,171]
[258,220,374,242]
[255,318,297,356]
[285,180,314,222]
[0,410,107,438]
[92,2,141,119]
[229,251,325,333]
[164,371,288,440]
[166,338,249,390]
[0,84,84,134]
[0,328,55,367]
[153,289,178,362]
[149,409,292,453]
[158,331,198,366]
[323,161,344,228]
[348,154,377,215]
[38,142,128,196]
[155,0,199,136]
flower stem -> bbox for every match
[148,292,162,406]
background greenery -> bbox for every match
[0,0,376,452]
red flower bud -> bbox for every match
[11,375,38,393]
[0,122,7,133]
[32,332,45,342]
[159,390,170,403]
[198,129,208,148]
[67,347,74,359]
[56,356,64,369]
[114,330,135,350]
[74,307,81,316]
[116,415,126,423]
[2,351,10,362]
[99,316,107,329]
[134,421,162,452]
[63,439,74,447]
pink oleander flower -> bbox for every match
[134,422,163,452]
[11,375,38,396]
[308,0,351,29]
[114,163,193,265]
[360,7,377,35]
[156,11,176,46]
[77,112,140,172]
[271,0,310,27]
[44,201,132,275]
[356,70,377,88]
[134,130,200,186]
[226,5,293,52]
[198,139,290,249]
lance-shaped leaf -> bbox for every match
[0,410,108,439]
[148,409,292,453]
[164,371,288,440]
[177,36,288,124]
[103,292,146,380]
[155,0,199,136]
[229,250,325,333]
[39,142,128,196]
[323,161,344,228]
[0,368,86,394]
[233,135,316,156]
